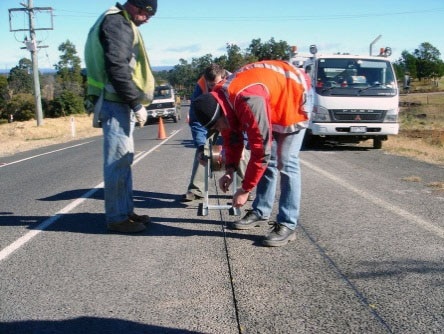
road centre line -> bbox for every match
[0,130,181,262]
[301,159,444,240]
[0,141,96,168]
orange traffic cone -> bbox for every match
[157,117,167,139]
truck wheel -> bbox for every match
[302,131,321,149]
[373,138,383,149]
[302,131,313,149]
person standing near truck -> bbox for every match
[403,72,411,94]
[193,60,311,247]
[84,0,156,233]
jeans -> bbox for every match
[101,100,135,223]
[236,147,251,186]
[253,129,306,230]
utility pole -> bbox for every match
[8,1,53,126]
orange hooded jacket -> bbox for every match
[211,60,310,191]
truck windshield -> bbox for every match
[315,58,397,96]
[154,86,172,99]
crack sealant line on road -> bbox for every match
[212,174,243,334]
[299,223,393,333]
[301,159,444,240]
[0,130,182,263]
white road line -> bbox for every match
[0,186,102,262]
[0,130,181,262]
[301,159,444,239]
[0,141,96,168]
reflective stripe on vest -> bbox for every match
[197,76,209,94]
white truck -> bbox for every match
[291,45,399,149]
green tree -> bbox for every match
[153,70,170,85]
[191,54,214,81]
[395,50,417,79]
[165,37,296,95]
[413,42,444,80]
[0,76,8,102]
[168,54,219,98]
[225,43,247,72]
[247,38,264,61]
[54,40,83,96]
[3,93,35,121]
[247,37,290,61]
[0,76,8,120]
[47,90,84,118]
[7,58,34,95]
[168,59,195,98]
[213,54,229,72]
[52,40,84,115]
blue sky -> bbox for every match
[1,0,444,70]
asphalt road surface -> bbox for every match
[0,106,443,333]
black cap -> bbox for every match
[193,93,221,129]
[128,0,157,15]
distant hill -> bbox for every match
[152,66,174,72]
[0,68,56,75]
[0,66,173,75]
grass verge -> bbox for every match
[0,114,101,158]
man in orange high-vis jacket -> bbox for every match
[193,60,312,247]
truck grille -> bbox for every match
[331,109,385,122]
[147,102,175,110]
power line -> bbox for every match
[156,8,444,21]
[50,7,444,21]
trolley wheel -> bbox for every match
[198,203,208,216]
[229,206,241,216]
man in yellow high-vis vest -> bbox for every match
[84,0,156,233]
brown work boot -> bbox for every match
[107,218,146,233]
[128,212,151,225]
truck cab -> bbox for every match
[295,45,399,149]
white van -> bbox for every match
[146,84,181,123]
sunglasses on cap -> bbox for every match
[142,6,155,15]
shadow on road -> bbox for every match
[301,142,372,152]
[0,317,203,334]
[0,188,258,243]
